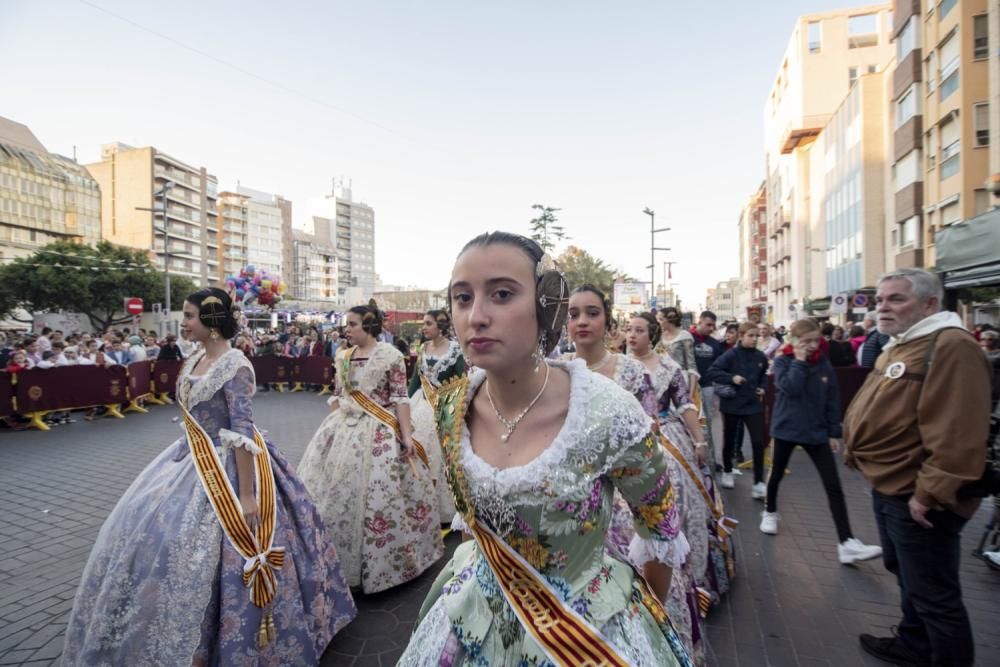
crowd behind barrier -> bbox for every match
[1,358,872,434]
[0,356,338,431]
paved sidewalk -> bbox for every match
[1,393,998,666]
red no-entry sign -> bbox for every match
[124,297,144,315]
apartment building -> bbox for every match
[737,182,768,319]
[0,116,101,262]
[890,0,991,270]
[292,226,339,302]
[86,143,220,286]
[764,5,893,324]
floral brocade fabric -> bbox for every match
[298,343,444,594]
[60,348,356,666]
[398,360,692,667]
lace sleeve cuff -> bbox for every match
[327,396,340,407]
[451,513,471,534]
[627,531,690,570]
[675,402,697,414]
[219,428,263,455]
[389,395,410,406]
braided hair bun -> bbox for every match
[187,287,239,339]
[349,299,384,338]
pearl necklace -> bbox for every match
[485,363,550,443]
[586,351,613,372]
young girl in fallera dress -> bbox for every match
[61,288,355,667]
[398,233,692,667]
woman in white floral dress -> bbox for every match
[298,303,444,594]
[398,232,692,667]
[408,309,464,521]
[630,312,734,610]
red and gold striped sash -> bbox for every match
[348,390,430,469]
[658,434,739,539]
[472,522,633,667]
[180,404,285,612]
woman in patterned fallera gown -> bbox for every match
[562,286,706,663]
[408,309,464,521]
[61,287,355,667]
[297,301,444,594]
[398,232,692,667]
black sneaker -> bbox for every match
[859,633,928,667]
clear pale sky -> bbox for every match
[1,0,873,310]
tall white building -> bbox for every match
[292,227,339,302]
[764,5,893,324]
[309,181,376,302]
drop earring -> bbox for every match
[533,334,545,373]
[210,329,220,342]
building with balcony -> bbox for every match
[808,69,889,308]
[217,191,249,281]
[309,181,376,303]
[85,143,219,286]
[737,182,768,319]
[764,4,893,324]
[888,0,991,271]
[705,278,740,322]
[292,227,339,302]
[0,116,101,262]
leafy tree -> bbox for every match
[0,240,202,331]
[556,246,620,294]
[529,204,568,252]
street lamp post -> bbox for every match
[643,207,670,308]
[149,181,175,335]
[662,261,678,306]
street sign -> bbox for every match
[851,293,868,308]
[124,297,144,315]
[832,293,848,314]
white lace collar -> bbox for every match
[341,342,399,393]
[647,354,682,400]
[460,358,590,495]
[178,348,254,409]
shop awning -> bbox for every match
[935,208,1000,288]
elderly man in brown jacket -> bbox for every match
[844,268,990,667]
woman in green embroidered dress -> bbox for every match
[398,232,692,667]
[409,309,465,521]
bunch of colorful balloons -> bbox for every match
[225,265,287,308]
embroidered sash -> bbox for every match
[433,376,640,667]
[348,389,431,469]
[179,403,285,610]
[658,434,739,541]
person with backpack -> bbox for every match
[759,319,882,566]
[844,269,991,667]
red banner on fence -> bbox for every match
[251,356,290,385]
[127,361,153,401]
[0,372,14,418]
[299,356,334,385]
[153,359,184,395]
[13,365,128,414]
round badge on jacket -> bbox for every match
[884,361,906,379]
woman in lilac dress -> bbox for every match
[61,288,355,667]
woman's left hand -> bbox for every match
[694,443,708,467]
[400,436,414,457]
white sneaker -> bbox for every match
[720,472,735,489]
[838,538,882,564]
[984,550,1000,568]
[759,511,778,535]
[732,468,744,476]
[751,482,766,500]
